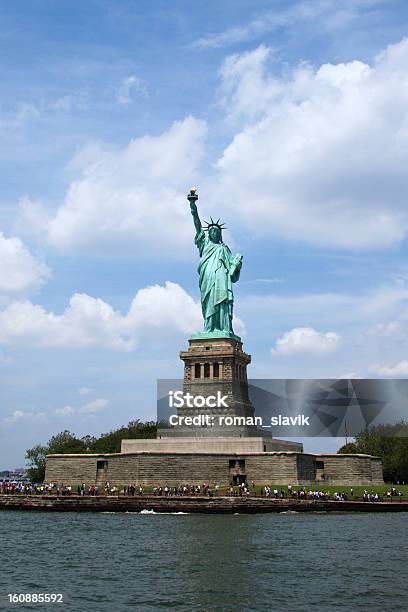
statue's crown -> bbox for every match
[204,217,227,231]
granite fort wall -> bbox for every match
[45,455,99,485]
[371,458,384,484]
[318,455,384,486]
[45,452,383,487]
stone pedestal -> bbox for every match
[159,336,266,438]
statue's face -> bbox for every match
[209,226,221,243]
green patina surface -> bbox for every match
[187,188,243,341]
[190,330,241,341]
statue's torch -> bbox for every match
[187,186,198,210]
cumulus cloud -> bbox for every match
[0,231,50,294]
[16,197,51,240]
[0,281,245,350]
[0,281,246,351]
[55,405,75,416]
[0,294,131,350]
[1,409,47,427]
[272,326,341,355]
[368,361,408,377]
[79,398,108,414]
[40,117,206,256]
[56,399,108,416]
[215,38,408,250]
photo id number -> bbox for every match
[8,593,63,604]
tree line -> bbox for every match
[25,420,157,482]
[338,421,408,483]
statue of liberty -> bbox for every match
[187,187,243,340]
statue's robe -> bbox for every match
[195,229,241,333]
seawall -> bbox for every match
[1,495,407,513]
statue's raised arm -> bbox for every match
[187,187,202,235]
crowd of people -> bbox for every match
[227,482,251,496]
[0,482,71,495]
[0,480,405,501]
[259,486,344,501]
[362,490,381,502]
[262,486,287,498]
[151,483,213,496]
[385,486,404,497]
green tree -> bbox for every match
[89,420,157,453]
[25,445,48,483]
[337,442,358,454]
[48,430,88,454]
[25,421,158,482]
[338,421,408,482]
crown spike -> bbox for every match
[203,216,227,232]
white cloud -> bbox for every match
[0,294,130,350]
[195,0,378,49]
[115,75,147,104]
[55,398,107,416]
[232,315,246,338]
[16,197,51,240]
[219,45,281,121]
[0,231,50,294]
[48,93,88,112]
[241,285,408,330]
[0,93,88,133]
[79,398,108,414]
[215,38,408,250]
[79,387,92,396]
[125,281,202,336]
[41,117,206,256]
[368,360,408,377]
[272,326,341,355]
[0,281,242,350]
[0,281,246,351]
[237,283,408,375]
[55,405,75,416]
[1,409,47,427]
[367,321,402,337]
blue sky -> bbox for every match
[1,0,408,469]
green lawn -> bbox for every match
[125,483,408,499]
[243,484,408,499]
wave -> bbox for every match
[101,509,190,515]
